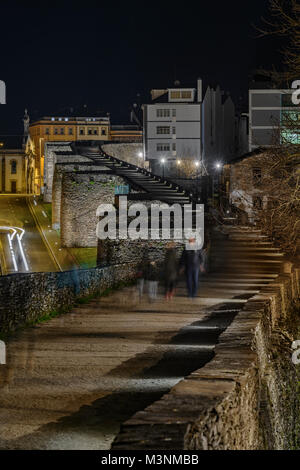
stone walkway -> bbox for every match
[0,228,284,450]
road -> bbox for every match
[0,196,56,273]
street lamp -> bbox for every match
[138,152,143,158]
[161,158,166,179]
[213,162,223,205]
[176,159,181,178]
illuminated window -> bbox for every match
[181,91,192,99]
[170,91,181,99]
[281,130,300,144]
[157,126,170,135]
[10,160,17,174]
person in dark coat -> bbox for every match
[164,242,178,300]
[180,237,203,298]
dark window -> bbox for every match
[60,128,64,135]
[101,128,107,135]
[68,128,73,135]
[45,128,50,135]
[252,167,262,186]
[253,196,263,210]
[54,128,58,135]
[11,160,17,174]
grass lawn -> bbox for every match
[69,247,97,268]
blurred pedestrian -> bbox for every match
[164,241,178,300]
[145,259,159,302]
[180,237,203,298]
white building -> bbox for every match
[249,87,300,151]
[143,80,202,176]
[143,79,237,176]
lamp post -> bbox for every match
[161,158,165,179]
[176,159,181,178]
[194,160,200,199]
[213,161,222,205]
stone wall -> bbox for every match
[0,262,137,336]
[52,162,110,229]
[102,143,147,168]
[113,258,300,450]
[44,142,74,202]
[60,172,125,247]
[229,151,268,222]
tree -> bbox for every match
[257,0,300,84]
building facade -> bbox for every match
[0,137,26,194]
[143,79,237,177]
[28,115,110,194]
[249,88,300,151]
[143,80,202,176]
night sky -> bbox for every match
[0,0,283,134]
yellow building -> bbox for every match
[28,115,110,194]
[0,137,26,194]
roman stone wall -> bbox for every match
[52,163,109,229]
[44,143,92,202]
[60,172,125,247]
[0,262,137,336]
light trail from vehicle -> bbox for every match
[0,226,29,273]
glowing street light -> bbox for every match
[138,152,143,158]
[215,162,222,170]
[161,158,166,178]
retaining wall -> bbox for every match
[0,262,137,336]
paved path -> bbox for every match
[0,228,283,450]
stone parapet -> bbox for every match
[0,262,138,336]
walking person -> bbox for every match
[145,259,159,302]
[164,241,178,300]
[180,237,203,299]
[136,254,148,301]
